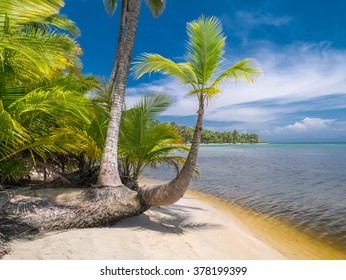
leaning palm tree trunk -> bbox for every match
[141,103,204,206]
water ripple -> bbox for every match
[143,144,346,253]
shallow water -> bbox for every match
[143,143,346,256]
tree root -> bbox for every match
[0,185,149,258]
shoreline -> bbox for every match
[187,189,346,260]
[2,179,345,260]
[139,179,346,259]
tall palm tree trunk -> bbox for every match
[141,103,204,206]
[97,0,141,187]
[108,0,128,92]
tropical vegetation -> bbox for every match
[0,0,98,184]
[0,0,175,186]
[0,1,262,257]
[169,123,261,144]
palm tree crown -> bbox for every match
[103,0,166,17]
[133,16,262,105]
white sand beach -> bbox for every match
[2,183,286,260]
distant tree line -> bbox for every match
[168,122,261,144]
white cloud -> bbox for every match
[129,42,346,123]
[276,117,336,132]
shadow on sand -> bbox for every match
[114,203,222,234]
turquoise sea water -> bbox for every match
[143,143,346,254]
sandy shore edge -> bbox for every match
[2,179,286,260]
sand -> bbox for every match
[2,181,286,260]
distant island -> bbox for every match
[168,122,265,144]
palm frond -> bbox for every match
[88,102,109,150]
[0,1,82,81]
[47,73,99,94]
[132,53,194,85]
[0,0,78,35]
[3,126,101,163]
[135,92,172,118]
[141,125,185,156]
[133,16,262,107]
[0,86,26,108]
[0,100,28,158]
[33,14,81,37]
[186,16,225,84]
[103,0,118,16]
[0,0,99,178]
[91,77,114,113]
[0,0,64,24]
[0,25,82,79]
[145,0,166,17]
[8,86,94,129]
[187,87,221,97]
[49,127,102,161]
[210,58,263,88]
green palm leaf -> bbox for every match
[135,91,172,118]
[103,0,118,16]
[0,28,81,78]
[133,53,196,85]
[210,58,263,88]
[8,87,93,128]
[186,16,225,84]
[0,100,28,158]
[0,0,79,36]
[0,0,82,82]
[145,0,166,17]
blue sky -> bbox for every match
[62,0,346,142]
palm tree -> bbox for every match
[97,0,166,187]
[133,16,262,205]
[118,93,189,184]
[232,129,240,144]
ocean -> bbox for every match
[142,143,346,256]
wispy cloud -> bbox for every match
[221,10,292,45]
[235,11,292,27]
[128,41,346,140]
